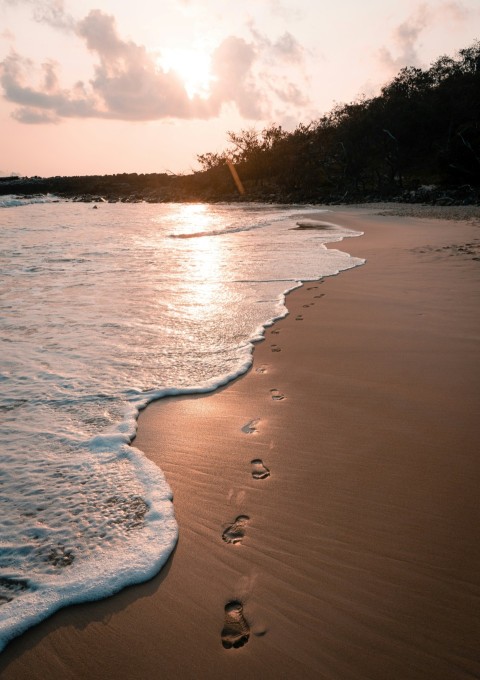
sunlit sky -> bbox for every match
[0,0,478,177]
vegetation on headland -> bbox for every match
[2,42,479,206]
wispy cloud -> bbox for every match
[270,79,309,106]
[439,1,472,21]
[245,21,310,119]
[266,0,303,21]
[209,36,265,118]
[2,0,75,30]
[0,6,309,124]
[378,3,429,72]
[272,32,305,62]
[378,1,475,73]
[0,28,15,41]
[1,51,98,122]
[248,22,306,63]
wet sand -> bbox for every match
[1,207,480,679]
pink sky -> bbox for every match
[0,0,478,176]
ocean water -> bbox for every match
[0,197,364,650]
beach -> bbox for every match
[1,205,479,679]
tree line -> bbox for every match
[193,41,480,203]
[1,42,478,205]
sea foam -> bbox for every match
[0,193,59,208]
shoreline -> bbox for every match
[1,206,480,679]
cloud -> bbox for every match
[0,9,197,122]
[272,32,305,62]
[0,7,309,124]
[266,0,302,21]
[0,51,99,122]
[12,106,58,123]
[76,10,194,119]
[270,80,309,106]
[244,23,310,110]
[379,1,476,74]
[0,28,15,41]
[2,0,75,30]
[247,22,305,64]
[42,59,58,91]
[209,36,266,118]
[439,1,472,21]
[379,3,429,72]
[30,0,74,30]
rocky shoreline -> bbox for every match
[1,174,479,209]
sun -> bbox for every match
[159,48,215,99]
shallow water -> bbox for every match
[0,198,364,649]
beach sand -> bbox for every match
[1,206,480,679]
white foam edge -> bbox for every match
[0,194,60,208]
[0,447,176,652]
[168,207,331,239]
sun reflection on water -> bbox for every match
[180,211,227,320]
[151,204,234,324]
[159,203,225,237]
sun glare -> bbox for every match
[159,48,215,99]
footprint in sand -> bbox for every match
[222,515,249,544]
[271,344,281,352]
[271,329,280,335]
[314,293,325,299]
[221,601,250,649]
[255,366,267,374]
[251,459,270,479]
[241,419,260,434]
[307,286,318,290]
[270,388,285,401]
